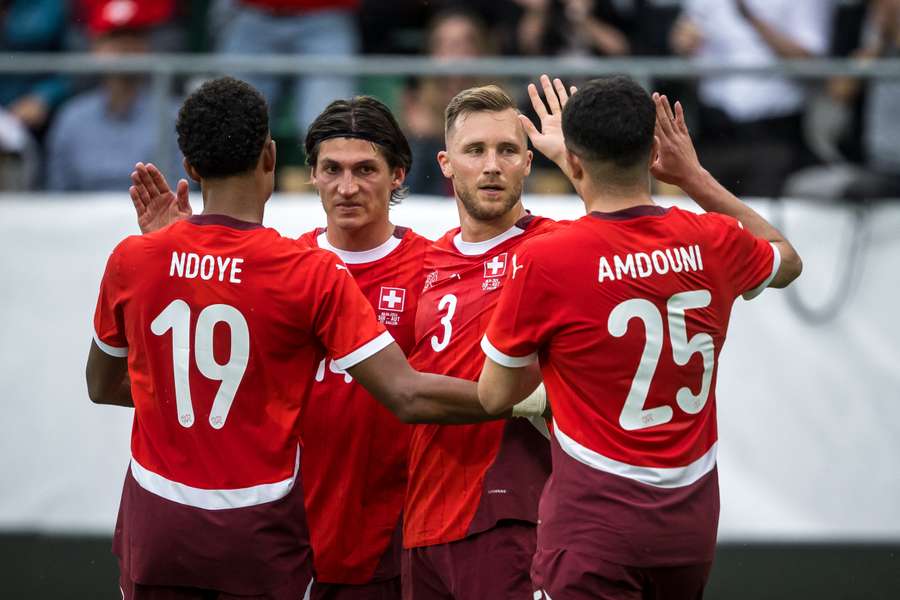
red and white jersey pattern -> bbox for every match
[93,215,391,507]
[296,226,428,584]
[483,205,779,564]
[404,214,559,549]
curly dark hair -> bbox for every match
[305,96,412,205]
[562,76,655,170]
[176,77,269,179]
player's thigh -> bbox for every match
[120,575,216,600]
[310,578,401,600]
[401,548,453,600]
[532,547,644,600]
[644,562,712,600]
[450,520,536,600]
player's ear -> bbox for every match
[650,136,660,167]
[262,138,276,173]
[182,158,201,184]
[566,150,583,182]
[391,166,405,190]
[523,149,533,177]
[437,149,452,178]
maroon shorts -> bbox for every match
[310,577,401,600]
[402,520,536,600]
[119,565,312,600]
[532,547,712,600]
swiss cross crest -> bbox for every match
[378,286,406,312]
[483,253,508,278]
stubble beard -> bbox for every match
[455,179,523,222]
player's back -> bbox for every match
[94,214,390,594]
[484,205,779,566]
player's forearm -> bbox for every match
[86,351,134,407]
[683,168,802,287]
[404,372,511,424]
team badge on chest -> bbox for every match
[378,286,406,326]
[482,252,507,291]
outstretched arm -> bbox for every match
[651,93,802,288]
[130,162,192,234]
[347,343,511,424]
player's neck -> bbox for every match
[325,218,395,252]
[457,201,527,243]
[579,179,655,215]
[199,177,266,224]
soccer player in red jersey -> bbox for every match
[294,98,427,599]
[401,84,559,599]
[478,77,803,599]
[86,77,498,600]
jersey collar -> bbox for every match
[452,224,526,256]
[316,229,403,264]
[589,205,669,221]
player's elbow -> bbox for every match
[477,379,509,416]
[771,251,803,289]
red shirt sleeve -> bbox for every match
[707,213,780,300]
[92,242,130,357]
[308,252,393,370]
[481,241,556,367]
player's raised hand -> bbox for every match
[129,162,192,234]
[520,74,577,177]
[649,93,704,189]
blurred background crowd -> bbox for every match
[1,0,898,200]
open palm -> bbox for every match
[130,163,192,234]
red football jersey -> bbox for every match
[92,215,392,587]
[297,226,428,584]
[404,214,559,549]
[483,206,779,565]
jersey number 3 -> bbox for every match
[608,290,715,431]
[151,300,250,430]
[430,293,457,352]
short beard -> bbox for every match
[455,180,523,222]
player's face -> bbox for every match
[439,109,532,222]
[312,137,404,231]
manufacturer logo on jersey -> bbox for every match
[423,270,438,291]
[511,253,524,279]
[484,252,508,278]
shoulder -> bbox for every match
[295,228,324,249]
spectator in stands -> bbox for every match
[402,7,493,195]
[0,0,71,138]
[46,0,182,191]
[515,0,634,57]
[785,0,900,201]
[215,0,360,138]
[670,0,834,198]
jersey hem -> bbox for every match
[334,331,394,370]
[480,335,537,368]
[129,448,300,510]
[554,421,718,489]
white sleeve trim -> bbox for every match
[743,243,782,301]
[480,335,537,368]
[333,330,395,370]
[93,331,128,357]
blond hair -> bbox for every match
[444,85,517,136]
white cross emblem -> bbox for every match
[484,252,508,278]
[379,286,406,312]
